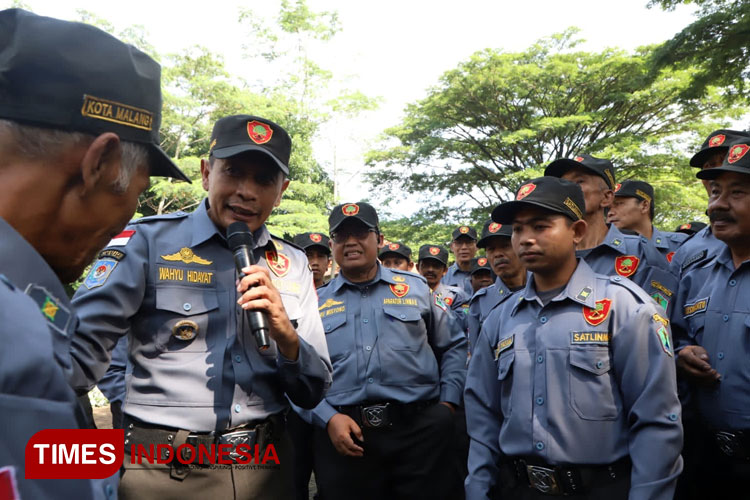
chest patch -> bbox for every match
[582,298,612,326]
[683,297,708,318]
[494,335,514,360]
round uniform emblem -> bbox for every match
[388,243,400,250]
[574,156,585,162]
[310,233,322,243]
[172,320,199,341]
[459,226,470,234]
[488,222,502,233]
[429,247,441,256]
[516,183,536,200]
[478,257,487,266]
[247,120,273,144]
[709,134,726,147]
[342,203,360,216]
[93,264,108,279]
[728,144,749,164]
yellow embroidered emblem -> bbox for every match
[41,297,59,321]
[393,276,406,282]
[319,298,344,310]
[161,248,213,265]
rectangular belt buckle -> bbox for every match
[360,403,390,428]
[218,430,257,463]
[526,464,563,495]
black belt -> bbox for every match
[711,429,750,462]
[123,413,285,465]
[501,456,631,496]
[335,399,438,428]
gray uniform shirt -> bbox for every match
[70,200,332,431]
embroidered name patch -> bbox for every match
[683,298,708,318]
[494,335,514,359]
[571,332,611,344]
[81,94,153,131]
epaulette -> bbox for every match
[270,233,305,253]
[0,274,15,291]
[389,267,427,282]
[608,275,650,304]
[469,285,490,304]
[681,249,709,272]
[130,211,189,225]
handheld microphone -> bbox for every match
[227,222,271,350]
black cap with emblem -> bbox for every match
[293,232,331,254]
[379,242,412,260]
[470,257,492,275]
[329,202,379,233]
[418,244,449,266]
[477,219,513,248]
[0,9,189,182]
[492,176,585,224]
[674,221,707,235]
[545,153,616,189]
[209,114,292,176]
[452,225,478,241]
[697,137,750,180]
[614,180,654,206]
[690,129,750,168]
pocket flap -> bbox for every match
[497,351,515,380]
[323,311,347,333]
[156,287,219,316]
[570,348,610,375]
[383,306,422,322]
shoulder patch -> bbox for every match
[683,297,708,318]
[615,255,639,277]
[107,229,135,247]
[270,234,306,253]
[682,249,708,271]
[98,248,126,262]
[656,324,674,357]
[434,293,448,312]
[84,258,119,289]
[24,284,72,336]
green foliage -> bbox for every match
[379,211,456,251]
[366,29,745,228]
[649,0,750,99]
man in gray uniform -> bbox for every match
[0,9,188,499]
[607,180,687,262]
[465,176,683,499]
[293,232,332,289]
[311,202,467,500]
[672,138,750,497]
[70,115,333,499]
[418,244,471,332]
[443,225,479,296]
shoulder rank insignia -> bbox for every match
[265,250,291,277]
[494,335,514,360]
[583,298,612,326]
[576,287,592,301]
[434,293,448,312]
[84,258,119,289]
[25,285,72,336]
[656,325,673,357]
[666,251,675,263]
[682,249,707,271]
[392,275,406,282]
[390,283,409,298]
[172,320,199,341]
[614,255,639,277]
[161,247,212,265]
[319,298,344,310]
[611,238,622,247]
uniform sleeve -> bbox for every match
[96,336,128,404]
[467,295,483,355]
[427,295,468,406]
[611,301,683,500]
[69,228,149,394]
[464,324,503,500]
[278,263,333,410]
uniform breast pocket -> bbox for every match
[322,312,350,363]
[153,287,220,353]
[380,307,438,386]
[568,348,620,420]
[685,312,706,343]
[497,351,515,416]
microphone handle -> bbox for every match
[233,246,272,350]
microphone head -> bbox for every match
[226,222,254,251]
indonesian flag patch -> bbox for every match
[108,229,135,247]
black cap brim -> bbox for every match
[149,144,191,182]
[330,216,376,233]
[477,234,510,248]
[696,165,750,180]
[304,243,331,253]
[545,159,610,188]
[212,144,290,176]
[492,199,571,225]
[418,256,447,266]
[690,148,728,168]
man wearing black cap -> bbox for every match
[417,244,471,332]
[379,242,413,272]
[310,202,467,500]
[469,258,493,294]
[669,129,750,276]
[442,225,478,296]
[294,232,332,288]
[467,220,527,351]
[671,137,750,497]
[69,115,333,498]
[675,221,707,235]
[0,9,189,499]
[608,180,687,261]
[465,176,683,499]
[545,154,677,314]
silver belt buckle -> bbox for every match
[361,403,389,428]
[218,430,257,462]
[526,464,562,495]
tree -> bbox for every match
[649,0,750,99]
[365,29,744,230]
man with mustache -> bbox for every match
[545,154,678,315]
[467,219,527,351]
[607,180,687,262]
[294,232,332,289]
[671,137,750,496]
[669,129,750,276]
[465,176,683,499]
[418,244,471,332]
[69,115,333,499]
[310,202,467,500]
[443,225,479,296]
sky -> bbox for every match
[9,0,698,214]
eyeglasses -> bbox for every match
[330,227,378,243]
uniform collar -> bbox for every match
[511,259,597,315]
[651,226,669,249]
[0,216,71,306]
[597,224,632,255]
[190,198,273,251]
[329,262,386,293]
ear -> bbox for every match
[572,219,588,245]
[640,200,650,215]
[600,188,614,209]
[200,158,211,192]
[377,232,385,248]
[79,132,121,195]
[273,177,290,207]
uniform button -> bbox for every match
[537,355,544,364]
[368,377,374,383]
[718,352,724,360]
[596,361,604,369]
[535,442,544,450]
[363,318,369,324]
[182,302,192,311]
[234,404,241,413]
[613,277,621,282]
[723,315,729,322]
[400,314,406,319]
[234,355,242,362]
[536,397,544,405]
[668,413,678,421]
[729,279,737,286]
[540,316,547,324]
